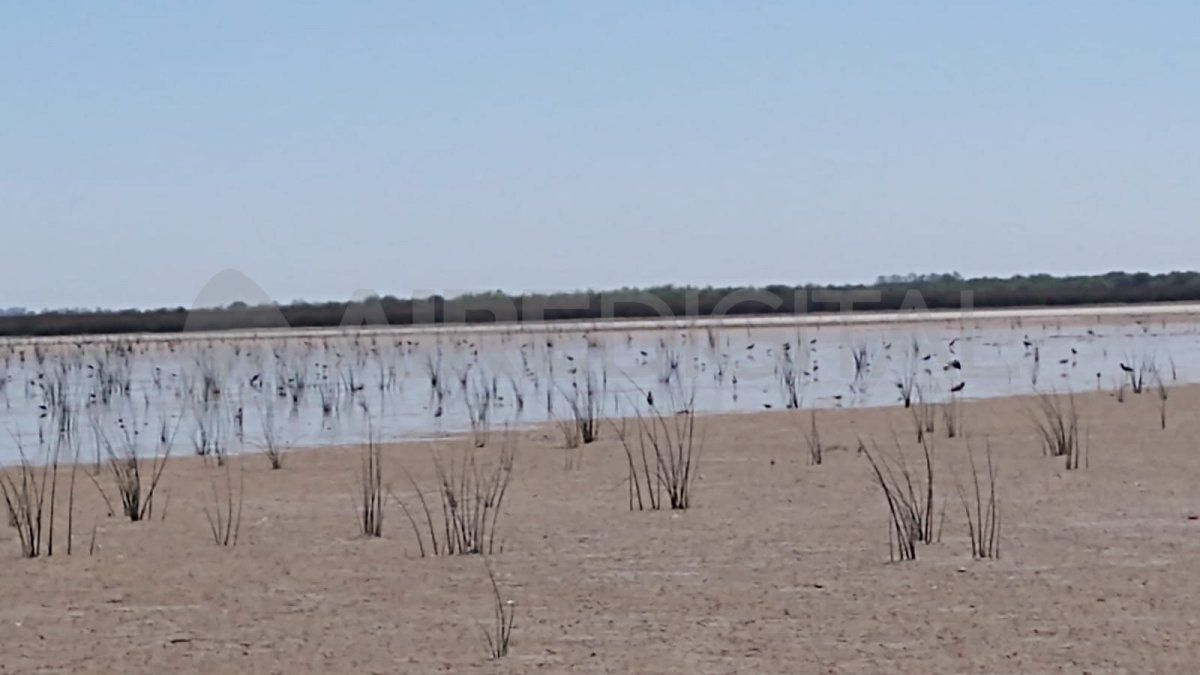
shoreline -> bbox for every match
[7,382,1188,471]
[4,299,1200,345]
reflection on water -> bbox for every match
[1,310,1197,464]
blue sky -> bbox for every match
[3,2,1198,310]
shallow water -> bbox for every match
[1,309,1198,464]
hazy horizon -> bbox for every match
[5,3,1199,311]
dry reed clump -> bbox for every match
[1151,368,1169,430]
[393,437,516,556]
[0,428,78,558]
[802,409,822,466]
[258,401,289,469]
[895,339,922,408]
[910,390,936,443]
[561,369,605,444]
[955,439,1000,559]
[552,412,582,449]
[942,396,963,439]
[1,445,53,558]
[92,414,177,522]
[465,374,493,448]
[479,558,516,660]
[612,388,702,511]
[190,400,228,465]
[1030,392,1085,470]
[358,433,384,538]
[777,346,803,409]
[860,435,940,562]
[1122,355,1151,394]
[203,457,245,547]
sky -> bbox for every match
[3,2,1199,311]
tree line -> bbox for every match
[5,271,1199,337]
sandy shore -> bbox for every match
[2,386,1199,672]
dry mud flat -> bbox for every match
[2,387,1199,673]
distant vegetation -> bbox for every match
[6,271,1200,337]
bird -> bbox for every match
[1120,363,1134,373]
[950,382,966,393]
[945,359,962,371]
[646,391,654,406]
